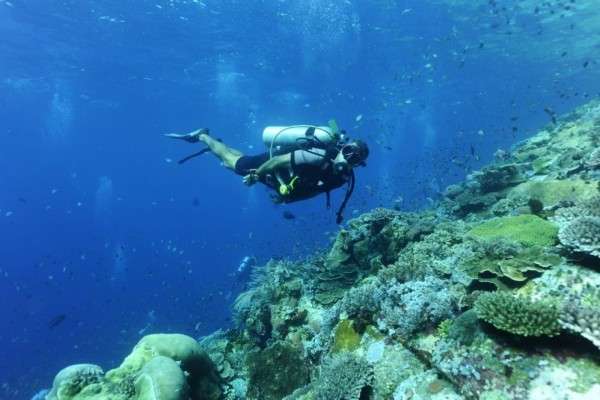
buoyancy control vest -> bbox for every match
[262,121,356,223]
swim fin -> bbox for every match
[177,138,223,164]
[178,148,210,164]
[164,128,210,143]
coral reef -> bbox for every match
[558,216,600,258]
[587,148,600,169]
[374,276,457,337]
[313,353,373,400]
[47,364,104,400]
[551,196,600,258]
[462,241,562,290]
[43,100,600,400]
[245,343,309,400]
[474,291,561,337]
[45,334,221,400]
[561,296,600,351]
[508,179,598,209]
[468,214,558,247]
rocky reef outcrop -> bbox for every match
[43,100,600,400]
[44,334,221,400]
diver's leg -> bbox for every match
[198,133,243,170]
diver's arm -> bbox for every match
[255,154,291,179]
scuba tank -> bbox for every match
[261,120,356,224]
[262,121,343,157]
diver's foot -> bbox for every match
[164,128,209,143]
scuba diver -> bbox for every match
[230,256,257,291]
[165,121,369,223]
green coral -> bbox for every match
[509,180,599,207]
[332,319,361,353]
[108,334,221,400]
[47,364,105,400]
[463,243,562,290]
[448,310,480,346]
[134,356,188,400]
[46,334,221,400]
[436,319,452,337]
[246,342,309,400]
[468,215,558,247]
[474,292,561,337]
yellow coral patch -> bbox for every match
[333,319,361,353]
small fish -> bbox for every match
[18,197,27,204]
[543,107,557,124]
[48,314,66,329]
[282,211,296,220]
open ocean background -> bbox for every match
[1,0,599,397]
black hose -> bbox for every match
[336,170,355,224]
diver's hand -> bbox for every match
[243,171,259,186]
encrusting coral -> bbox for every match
[558,217,600,258]
[552,196,600,258]
[245,342,309,400]
[313,352,373,400]
[560,292,600,351]
[468,214,558,247]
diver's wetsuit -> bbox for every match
[234,153,270,175]
[234,148,350,203]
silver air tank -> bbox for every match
[262,125,336,156]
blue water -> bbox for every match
[1,0,599,397]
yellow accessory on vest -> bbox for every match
[279,176,299,196]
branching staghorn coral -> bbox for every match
[474,292,561,337]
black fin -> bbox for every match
[178,148,210,164]
[177,138,222,164]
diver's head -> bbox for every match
[333,139,369,173]
[343,140,369,167]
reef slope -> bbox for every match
[44,101,600,400]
